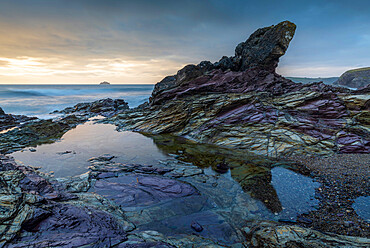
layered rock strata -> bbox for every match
[52,98,129,117]
[101,21,369,157]
[0,115,87,154]
[0,107,37,132]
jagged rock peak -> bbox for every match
[214,21,296,72]
[0,107,5,115]
[232,20,296,71]
[150,21,296,104]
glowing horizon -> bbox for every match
[0,54,358,85]
[0,0,369,84]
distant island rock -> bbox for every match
[334,67,370,89]
[99,81,110,85]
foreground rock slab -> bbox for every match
[0,155,130,247]
[246,221,370,247]
[2,154,370,247]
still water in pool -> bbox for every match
[12,120,321,221]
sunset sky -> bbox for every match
[0,0,369,84]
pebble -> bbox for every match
[191,221,203,232]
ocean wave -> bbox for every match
[0,85,154,98]
[0,85,153,116]
[0,89,47,97]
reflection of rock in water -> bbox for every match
[147,133,283,212]
[231,166,282,213]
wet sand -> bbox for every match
[289,153,370,237]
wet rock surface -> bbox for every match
[245,221,370,247]
[1,153,249,247]
[2,153,369,247]
[91,175,199,207]
[0,115,87,154]
[53,98,129,117]
[0,107,37,132]
[0,155,129,247]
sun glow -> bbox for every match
[0,56,183,84]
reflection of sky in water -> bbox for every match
[353,196,370,222]
[12,122,168,177]
[11,120,321,220]
[270,167,320,219]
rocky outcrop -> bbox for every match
[103,21,369,157]
[246,221,370,247]
[0,115,87,154]
[0,107,15,131]
[53,98,129,117]
[223,20,296,72]
[0,155,130,247]
[2,153,369,247]
[334,67,370,89]
[108,84,369,156]
[0,107,37,132]
[150,21,296,104]
[0,98,128,154]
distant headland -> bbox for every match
[99,81,110,85]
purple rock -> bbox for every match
[191,221,204,232]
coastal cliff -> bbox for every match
[334,67,370,89]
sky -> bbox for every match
[0,0,369,84]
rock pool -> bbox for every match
[11,119,320,224]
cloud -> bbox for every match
[0,55,184,84]
[0,0,369,84]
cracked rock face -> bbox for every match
[108,85,369,157]
[232,20,296,72]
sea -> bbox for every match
[0,84,154,118]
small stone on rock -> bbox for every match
[191,221,203,232]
